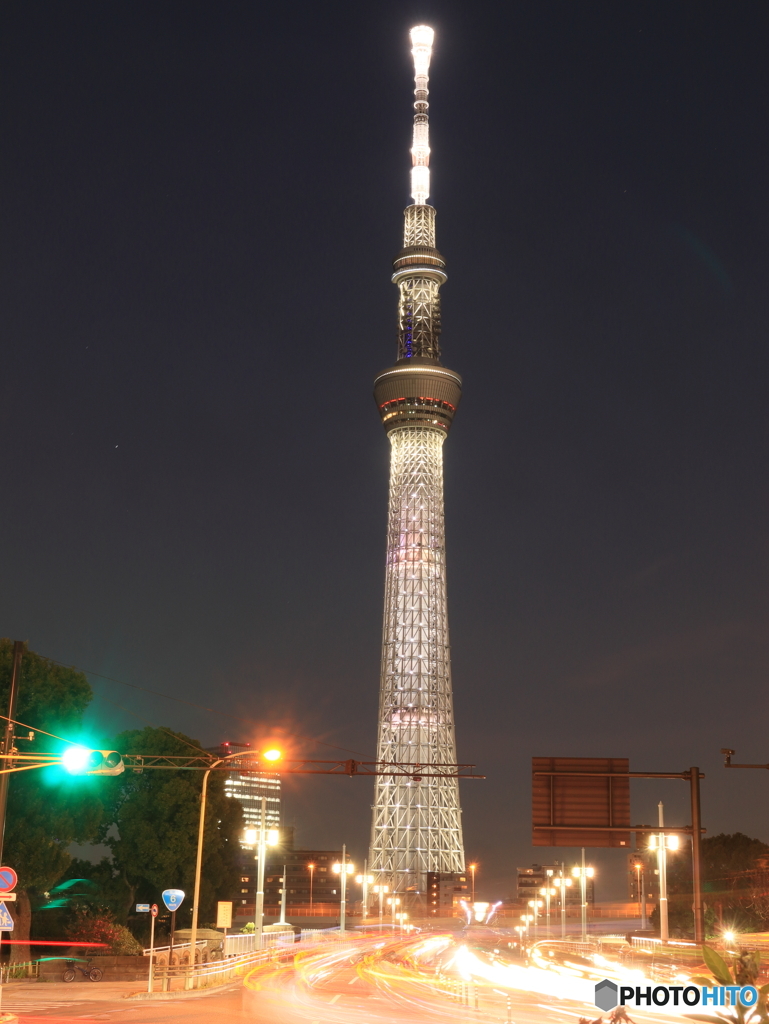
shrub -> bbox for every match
[65,907,143,955]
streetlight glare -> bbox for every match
[267,828,280,846]
[244,828,257,845]
[263,748,282,761]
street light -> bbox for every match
[307,863,315,914]
[395,911,408,934]
[528,899,543,940]
[539,885,556,938]
[469,863,477,902]
[387,896,401,930]
[332,845,354,933]
[572,852,595,943]
[244,805,280,950]
[188,746,281,981]
[631,858,647,930]
[649,801,679,943]
[556,870,573,939]
[355,867,374,920]
[373,884,389,927]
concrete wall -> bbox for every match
[39,955,149,982]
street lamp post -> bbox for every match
[572,851,595,942]
[356,864,374,921]
[649,801,679,943]
[632,858,647,930]
[245,798,280,950]
[307,863,315,914]
[557,868,572,939]
[540,883,556,938]
[528,899,543,941]
[469,863,477,903]
[279,864,287,925]
[333,845,354,933]
[388,896,401,930]
[373,885,389,927]
[189,745,281,974]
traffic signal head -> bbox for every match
[62,747,124,776]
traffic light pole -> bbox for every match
[0,642,23,866]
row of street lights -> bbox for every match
[517,860,595,943]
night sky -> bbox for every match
[3,1,769,900]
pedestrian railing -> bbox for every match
[142,939,208,965]
[150,943,298,992]
[223,933,257,956]
[0,960,38,983]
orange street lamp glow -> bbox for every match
[263,748,282,761]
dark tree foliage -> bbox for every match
[0,639,106,960]
[99,727,244,930]
[653,832,769,937]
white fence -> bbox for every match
[142,939,208,963]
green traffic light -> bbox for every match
[61,745,91,774]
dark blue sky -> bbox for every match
[3,0,769,899]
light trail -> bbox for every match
[239,931,704,1024]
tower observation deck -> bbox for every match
[369,26,465,903]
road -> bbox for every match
[3,932,699,1024]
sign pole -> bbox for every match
[148,908,156,993]
[169,909,176,963]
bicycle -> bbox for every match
[62,958,103,982]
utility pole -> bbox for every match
[690,766,704,944]
[0,642,24,865]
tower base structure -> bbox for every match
[369,424,465,903]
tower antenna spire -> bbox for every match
[409,25,434,205]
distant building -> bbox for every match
[517,864,593,906]
[207,741,281,842]
[265,842,343,909]
[236,828,344,913]
[426,871,468,914]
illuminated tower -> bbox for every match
[369,26,465,901]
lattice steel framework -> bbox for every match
[369,26,465,902]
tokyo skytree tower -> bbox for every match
[369,26,465,900]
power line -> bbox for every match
[43,654,372,759]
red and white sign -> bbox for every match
[0,867,18,893]
[151,904,158,918]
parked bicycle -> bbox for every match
[62,958,103,982]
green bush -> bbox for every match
[65,907,143,955]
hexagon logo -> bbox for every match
[595,979,619,1011]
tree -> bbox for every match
[101,727,244,932]
[0,640,106,961]
[655,832,769,937]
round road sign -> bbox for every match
[151,904,158,918]
[0,867,17,893]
